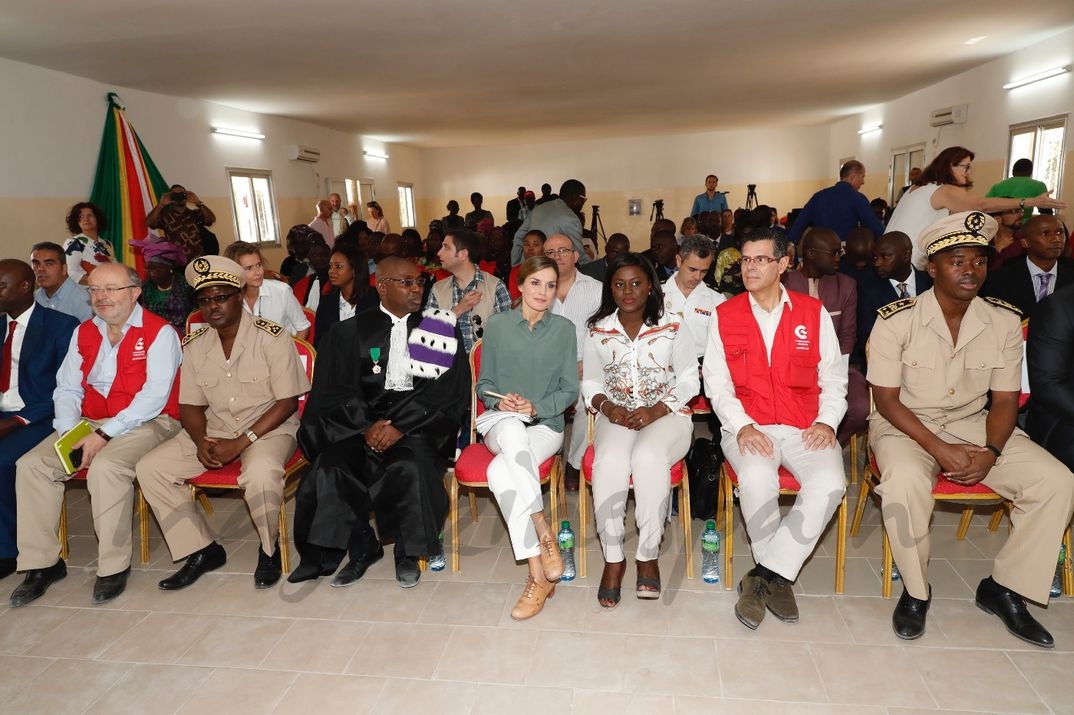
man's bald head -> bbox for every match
[801,228,838,253]
[876,231,912,254]
[873,231,913,281]
[802,228,841,276]
[844,227,876,270]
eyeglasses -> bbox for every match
[87,285,137,297]
[809,247,844,257]
[954,163,972,171]
[195,291,240,306]
[739,255,779,266]
[545,248,575,257]
[380,277,423,289]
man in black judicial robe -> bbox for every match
[290,257,469,588]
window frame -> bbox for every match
[1006,114,1067,197]
[397,182,417,230]
[225,167,281,245]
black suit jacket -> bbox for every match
[0,305,79,424]
[980,257,1074,319]
[1026,284,1074,462]
[854,268,932,365]
[298,307,470,459]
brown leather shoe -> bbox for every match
[766,576,799,623]
[510,575,556,620]
[735,574,769,630]
[539,531,564,582]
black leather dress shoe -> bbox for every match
[0,557,17,581]
[332,545,385,588]
[286,560,333,583]
[395,554,420,588]
[159,542,226,591]
[10,559,66,607]
[976,576,1054,648]
[254,542,282,590]
[892,586,931,640]
[93,567,130,604]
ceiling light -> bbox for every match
[1003,66,1070,90]
[963,35,988,45]
[857,124,882,135]
[364,150,390,159]
[211,126,265,140]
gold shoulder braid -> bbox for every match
[254,317,285,336]
[182,326,209,346]
[983,296,1023,317]
[877,297,916,320]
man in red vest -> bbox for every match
[10,263,182,607]
[703,227,847,630]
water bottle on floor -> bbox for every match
[428,532,446,571]
[1050,544,1065,598]
[557,521,576,581]
[701,520,720,584]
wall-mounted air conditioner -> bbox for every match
[287,144,321,162]
[929,104,968,127]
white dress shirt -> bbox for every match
[888,271,918,298]
[702,285,847,437]
[1026,257,1058,300]
[551,271,603,360]
[243,279,311,336]
[0,303,34,413]
[662,277,725,358]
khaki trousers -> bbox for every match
[871,413,1074,604]
[15,415,179,576]
[136,428,295,561]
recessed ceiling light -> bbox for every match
[1003,65,1070,90]
[963,35,988,45]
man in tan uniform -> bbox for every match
[137,256,310,591]
[868,211,1074,647]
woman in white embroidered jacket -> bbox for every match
[581,252,699,609]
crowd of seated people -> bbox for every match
[2,162,1073,651]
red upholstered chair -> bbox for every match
[448,340,563,572]
[138,336,316,573]
[59,470,152,564]
[302,306,316,345]
[576,412,695,579]
[185,309,207,336]
[851,453,1008,598]
[719,461,848,593]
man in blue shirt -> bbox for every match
[31,242,92,322]
[787,161,886,244]
[691,175,729,218]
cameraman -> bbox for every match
[146,184,217,263]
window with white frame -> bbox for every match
[398,183,416,229]
[227,168,279,244]
[1007,116,1066,197]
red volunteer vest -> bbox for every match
[76,310,181,421]
[716,289,822,429]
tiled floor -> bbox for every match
[2,470,1073,714]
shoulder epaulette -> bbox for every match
[181,326,208,347]
[983,296,1023,317]
[254,317,285,336]
[877,297,916,320]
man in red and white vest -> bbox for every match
[10,263,181,608]
[703,227,847,631]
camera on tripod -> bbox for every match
[650,199,665,221]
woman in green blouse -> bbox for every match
[475,256,579,620]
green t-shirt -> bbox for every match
[985,176,1049,220]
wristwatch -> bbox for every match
[244,429,259,443]
[1018,198,1026,210]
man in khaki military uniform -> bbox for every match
[868,211,1074,647]
[137,256,310,591]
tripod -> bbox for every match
[745,184,759,210]
[650,199,665,222]
[589,205,608,249]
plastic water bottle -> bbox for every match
[557,521,576,581]
[428,533,446,571]
[1050,544,1065,598]
[701,520,720,584]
